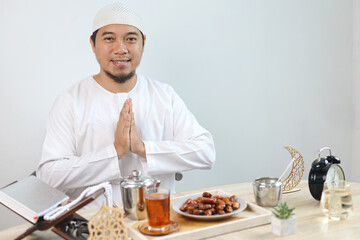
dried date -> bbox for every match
[198,203,212,210]
[202,192,213,198]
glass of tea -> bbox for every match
[320,180,353,220]
[145,187,170,230]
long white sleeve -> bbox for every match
[37,91,120,192]
[143,90,216,175]
[145,133,215,174]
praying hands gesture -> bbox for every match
[114,98,146,159]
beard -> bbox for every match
[105,70,135,84]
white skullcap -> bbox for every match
[92,2,143,33]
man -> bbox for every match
[37,2,216,206]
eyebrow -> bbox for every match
[100,31,139,37]
[100,31,114,37]
[126,31,139,36]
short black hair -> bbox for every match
[90,29,99,45]
[90,29,145,46]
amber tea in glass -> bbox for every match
[145,187,170,230]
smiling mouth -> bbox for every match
[112,59,130,63]
[111,59,130,67]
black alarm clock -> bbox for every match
[308,147,345,200]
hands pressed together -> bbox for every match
[114,98,146,159]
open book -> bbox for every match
[0,176,69,224]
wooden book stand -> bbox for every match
[13,188,105,240]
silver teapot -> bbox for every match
[120,170,160,220]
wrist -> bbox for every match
[114,144,126,159]
[134,142,146,159]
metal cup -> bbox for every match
[253,177,282,207]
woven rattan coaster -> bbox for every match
[88,204,128,240]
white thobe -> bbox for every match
[37,75,216,207]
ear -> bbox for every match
[142,34,146,51]
[90,36,95,53]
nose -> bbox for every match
[114,40,128,54]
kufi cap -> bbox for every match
[92,2,143,33]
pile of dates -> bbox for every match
[179,192,241,216]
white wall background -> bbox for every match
[0,0,358,231]
[353,1,360,182]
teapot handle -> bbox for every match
[318,147,332,160]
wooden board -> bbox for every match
[125,190,272,240]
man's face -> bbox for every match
[91,24,145,83]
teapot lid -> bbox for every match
[120,170,154,188]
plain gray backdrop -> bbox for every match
[1,0,359,231]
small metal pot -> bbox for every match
[120,170,160,220]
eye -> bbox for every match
[103,36,115,42]
[127,37,137,42]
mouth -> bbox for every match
[111,59,130,67]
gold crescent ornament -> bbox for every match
[282,146,305,193]
[88,204,128,240]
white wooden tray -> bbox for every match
[124,190,272,240]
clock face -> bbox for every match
[325,165,345,183]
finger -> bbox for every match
[128,98,133,114]
[130,112,135,132]
[123,113,131,133]
[119,100,130,120]
[125,99,131,112]
[122,98,128,109]
[131,112,135,124]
